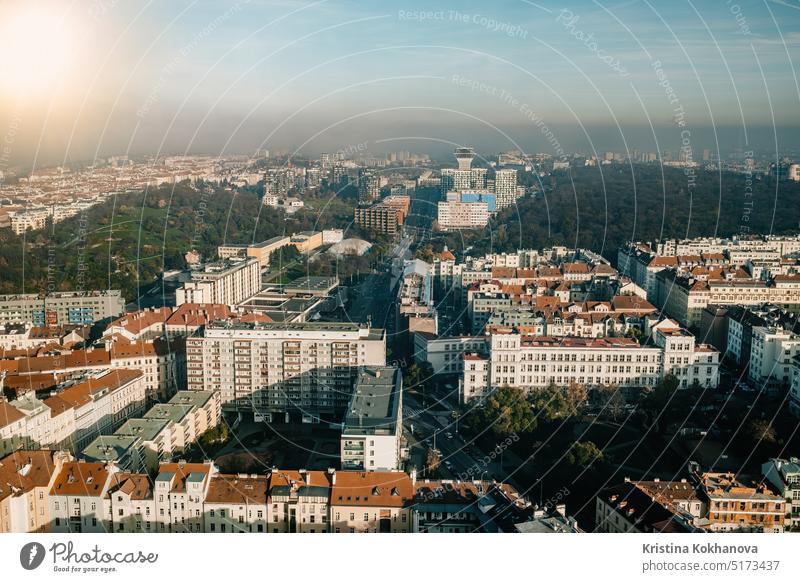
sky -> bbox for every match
[1,0,799,166]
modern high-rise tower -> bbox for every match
[454,146,476,171]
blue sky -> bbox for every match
[2,0,800,162]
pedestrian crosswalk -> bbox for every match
[403,406,426,418]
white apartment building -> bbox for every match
[762,458,800,529]
[412,333,489,376]
[792,356,800,417]
[340,367,402,472]
[152,462,215,533]
[1,369,147,456]
[461,332,664,403]
[493,168,518,209]
[175,258,261,306]
[0,450,69,533]
[460,326,720,402]
[186,321,386,422]
[652,323,720,389]
[49,461,118,533]
[749,327,800,391]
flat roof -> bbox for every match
[168,390,214,408]
[80,435,141,462]
[115,417,171,441]
[251,235,290,248]
[343,366,401,434]
[144,403,193,423]
[284,276,339,294]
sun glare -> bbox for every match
[0,4,80,97]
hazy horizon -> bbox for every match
[2,0,800,168]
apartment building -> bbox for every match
[175,258,261,306]
[107,472,155,533]
[268,469,332,533]
[0,450,69,533]
[340,367,402,472]
[354,198,409,236]
[654,270,800,328]
[329,471,412,532]
[461,332,664,403]
[102,307,173,341]
[792,355,800,417]
[412,332,489,376]
[49,461,118,533]
[203,474,269,533]
[80,435,146,473]
[493,168,518,209]
[0,337,184,402]
[652,324,720,389]
[436,198,489,231]
[762,458,800,529]
[1,369,147,456]
[185,321,385,422]
[153,462,216,533]
[0,290,125,326]
[141,390,220,452]
[413,479,546,533]
[13,460,555,534]
[595,480,700,533]
[748,326,800,391]
[695,471,785,532]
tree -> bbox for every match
[606,390,626,421]
[565,381,588,414]
[530,383,570,421]
[747,418,778,446]
[566,441,603,466]
[414,244,435,262]
[426,447,441,473]
[648,374,680,409]
[479,385,536,436]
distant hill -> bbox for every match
[442,165,800,261]
[0,182,357,300]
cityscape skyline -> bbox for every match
[1,0,800,167]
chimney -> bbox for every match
[410,467,417,485]
[328,467,336,485]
